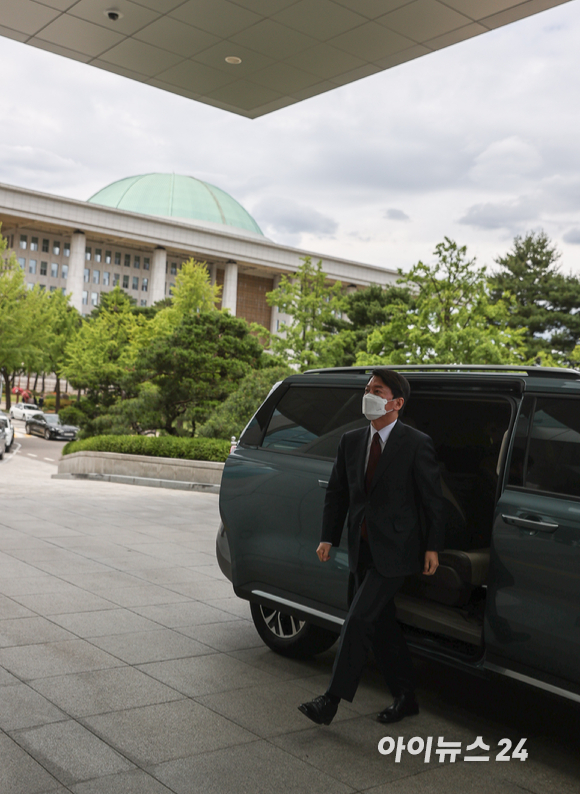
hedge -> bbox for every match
[62,435,231,462]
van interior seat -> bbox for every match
[401,549,489,607]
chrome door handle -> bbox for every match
[318,480,328,488]
[501,514,559,532]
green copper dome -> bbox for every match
[87,173,264,236]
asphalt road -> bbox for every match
[3,417,68,468]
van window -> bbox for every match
[525,398,580,498]
[261,386,366,459]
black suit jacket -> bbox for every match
[321,420,446,578]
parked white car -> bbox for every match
[0,413,14,451]
[9,403,39,420]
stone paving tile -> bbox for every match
[361,759,580,794]
[48,608,162,639]
[137,652,280,698]
[271,715,444,790]
[176,619,265,652]
[0,576,91,597]
[0,595,37,620]
[202,596,252,620]
[83,700,256,766]
[0,616,77,648]
[0,683,67,730]
[0,666,21,686]
[0,639,123,680]
[62,571,146,592]
[162,578,236,601]
[122,566,199,585]
[131,601,235,628]
[15,719,135,787]
[87,629,215,665]
[151,738,355,794]
[31,666,184,718]
[70,769,175,794]
[0,730,62,794]
[96,585,192,608]
[195,680,360,738]
[11,591,117,617]
[228,645,337,682]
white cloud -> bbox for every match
[385,209,410,222]
[1,2,580,274]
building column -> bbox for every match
[222,261,238,315]
[270,274,281,335]
[68,230,86,313]
[150,247,167,305]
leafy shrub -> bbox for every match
[58,405,86,427]
[62,434,230,462]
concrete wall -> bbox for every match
[58,450,224,485]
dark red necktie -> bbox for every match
[361,432,382,540]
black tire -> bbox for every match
[44,429,51,440]
[250,601,338,659]
[25,424,31,435]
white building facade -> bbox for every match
[0,176,399,334]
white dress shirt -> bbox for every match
[364,419,398,472]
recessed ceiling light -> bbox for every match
[225,56,242,65]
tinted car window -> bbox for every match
[525,398,580,498]
[261,386,366,459]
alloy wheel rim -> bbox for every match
[259,605,305,639]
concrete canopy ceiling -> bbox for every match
[0,0,573,118]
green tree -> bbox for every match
[358,238,526,365]
[42,290,81,413]
[324,283,413,366]
[197,365,292,439]
[490,231,580,363]
[151,259,221,337]
[266,256,345,371]
[0,230,48,409]
[142,311,265,436]
[63,286,143,405]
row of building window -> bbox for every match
[18,236,184,275]
[27,284,67,294]
[19,234,70,256]
[19,258,68,278]
[83,269,148,291]
[85,249,151,269]
[80,291,147,307]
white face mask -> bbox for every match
[362,392,396,421]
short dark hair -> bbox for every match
[369,368,411,407]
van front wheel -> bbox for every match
[250,602,338,659]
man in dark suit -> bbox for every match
[298,368,445,726]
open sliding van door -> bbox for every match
[486,394,580,695]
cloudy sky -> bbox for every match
[1,1,580,276]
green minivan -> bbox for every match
[217,365,580,704]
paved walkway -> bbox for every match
[0,452,579,793]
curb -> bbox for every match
[52,472,220,493]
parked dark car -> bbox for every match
[0,423,5,460]
[25,412,78,441]
[217,365,580,705]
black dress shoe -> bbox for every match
[377,692,419,724]
[298,694,339,725]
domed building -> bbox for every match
[0,173,397,330]
[88,173,265,239]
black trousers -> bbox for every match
[327,540,415,702]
